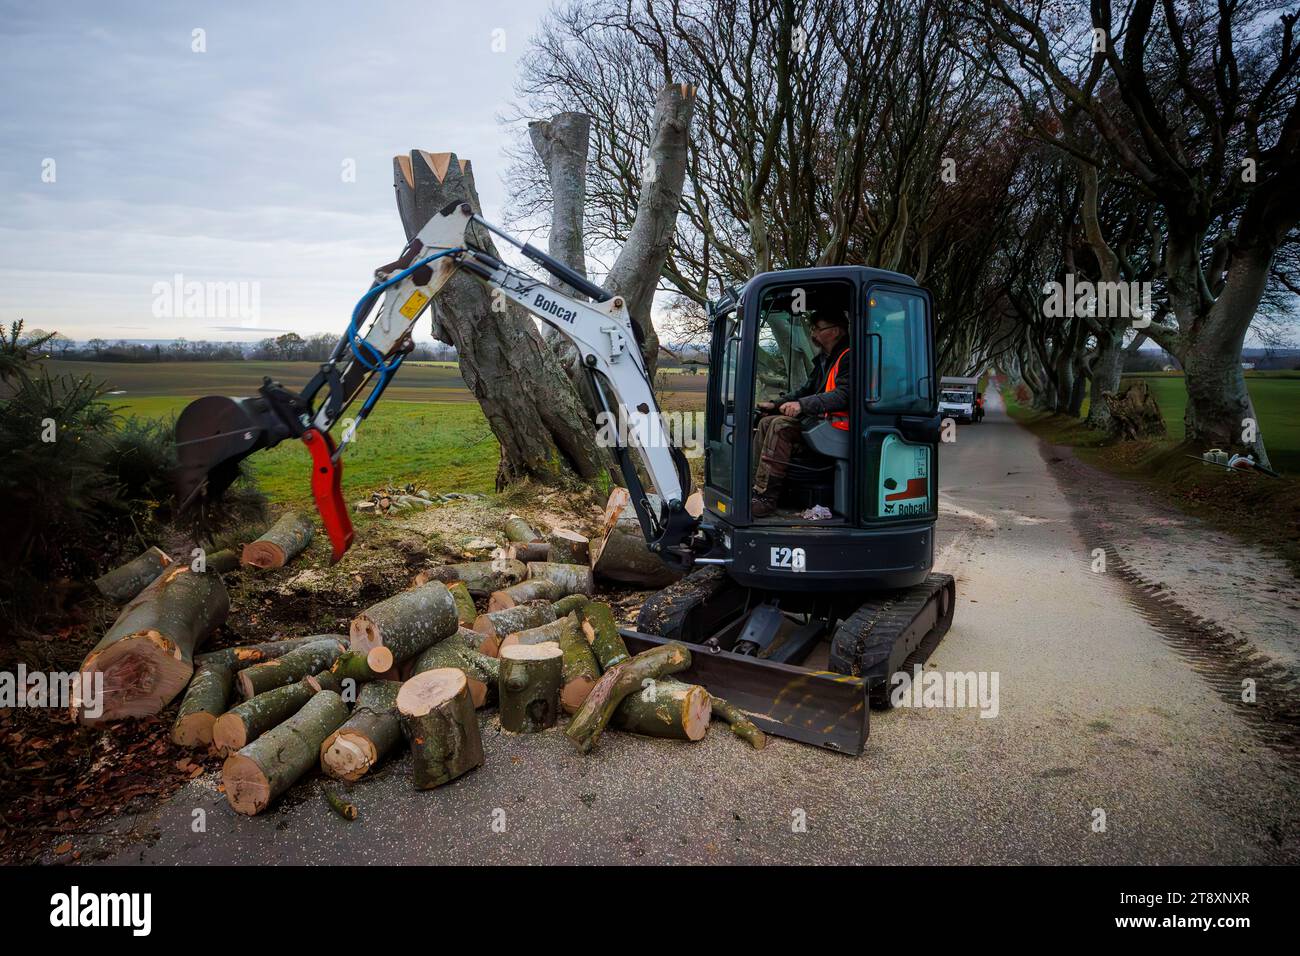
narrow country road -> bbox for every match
[82,390,1299,864]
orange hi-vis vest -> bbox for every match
[824,347,850,430]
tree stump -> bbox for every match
[397,668,484,790]
[1102,380,1167,441]
[241,512,315,568]
[93,546,172,603]
[223,691,348,816]
[320,680,403,781]
[498,643,564,733]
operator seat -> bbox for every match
[802,419,849,516]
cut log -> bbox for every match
[471,602,557,657]
[581,601,630,670]
[710,694,768,750]
[487,578,564,611]
[498,642,563,733]
[319,680,403,781]
[448,581,477,626]
[241,511,314,569]
[213,677,319,755]
[590,487,682,588]
[223,691,348,816]
[613,678,711,741]
[236,637,346,699]
[413,560,527,596]
[551,593,590,617]
[547,529,589,566]
[350,582,459,669]
[410,637,499,708]
[504,515,540,543]
[506,541,550,563]
[398,668,484,790]
[498,613,578,655]
[170,662,232,747]
[565,642,692,753]
[558,617,600,715]
[93,546,172,603]
[330,649,389,686]
[525,561,595,597]
[194,636,325,672]
[73,564,228,724]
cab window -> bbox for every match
[867,288,931,414]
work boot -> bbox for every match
[751,493,778,517]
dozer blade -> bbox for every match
[621,629,869,754]
[174,394,283,513]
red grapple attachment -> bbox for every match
[301,428,353,563]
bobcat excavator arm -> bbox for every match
[174,202,698,565]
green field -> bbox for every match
[1122,371,1300,474]
[38,361,502,504]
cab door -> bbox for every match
[857,282,939,523]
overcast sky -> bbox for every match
[0,0,552,342]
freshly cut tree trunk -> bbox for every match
[526,562,595,597]
[350,582,459,671]
[223,691,348,816]
[498,643,563,733]
[413,560,527,596]
[566,642,692,753]
[93,546,172,603]
[581,601,630,670]
[590,488,681,588]
[398,668,484,790]
[613,678,711,741]
[236,637,346,699]
[504,515,540,544]
[320,680,403,781]
[558,619,600,715]
[547,529,589,565]
[330,649,390,686]
[241,512,314,569]
[411,636,500,708]
[487,578,564,611]
[551,594,590,617]
[170,662,231,747]
[73,564,228,724]
[498,614,578,654]
[472,602,557,657]
[507,541,550,563]
[214,677,319,755]
[448,581,477,626]
[710,695,768,750]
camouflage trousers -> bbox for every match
[753,414,804,495]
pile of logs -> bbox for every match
[83,506,761,819]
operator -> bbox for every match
[751,311,850,517]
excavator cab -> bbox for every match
[632,266,955,751]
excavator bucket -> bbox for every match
[174,395,278,513]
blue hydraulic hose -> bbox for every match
[346,247,462,373]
